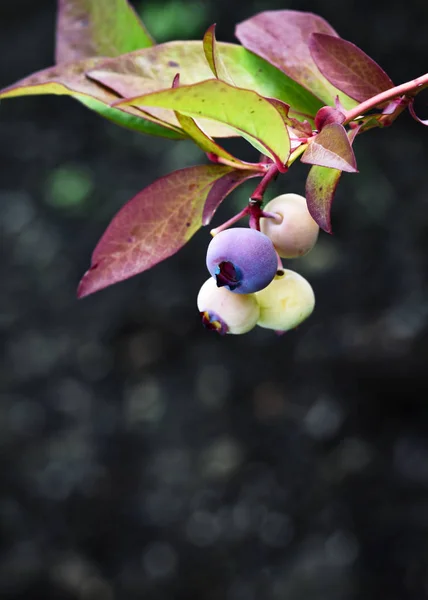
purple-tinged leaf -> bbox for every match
[114,79,291,169]
[86,41,323,131]
[202,170,262,224]
[301,123,357,172]
[315,106,345,131]
[77,165,260,298]
[55,0,154,64]
[203,24,235,84]
[0,60,185,139]
[175,112,257,169]
[409,101,428,126]
[305,166,341,233]
[309,33,394,103]
[235,10,358,109]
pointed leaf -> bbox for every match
[0,61,185,139]
[77,165,260,297]
[305,165,342,233]
[202,170,261,224]
[309,33,394,102]
[55,0,154,64]
[235,10,358,109]
[115,79,291,169]
[174,112,256,169]
[86,40,323,131]
[203,24,235,84]
[301,123,357,172]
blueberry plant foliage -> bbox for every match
[2,1,427,332]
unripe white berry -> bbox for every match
[260,193,319,258]
[197,277,260,335]
[255,269,315,331]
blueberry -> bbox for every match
[260,193,319,258]
[197,278,260,335]
[255,268,315,331]
[206,228,278,294]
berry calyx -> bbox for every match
[260,193,319,258]
[206,227,278,294]
[197,277,260,335]
[255,268,315,331]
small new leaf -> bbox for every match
[77,166,260,297]
[203,24,235,84]
[301,123,357,172]
[314,105,345,130]
[114,79,291,169]
[309,33,394,102]
[56,0,154,63]
[235,10,358,109]
[305,165,342,233]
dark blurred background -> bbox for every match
[1,1,428,599]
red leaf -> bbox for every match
[301,123,357,172]
[314,106,345,131]
[77,165,259,297]
[309,33,394,103]
[305,166,342,233]
[235,10,357,108]
[202,170,261,224]
[305,128,359,232]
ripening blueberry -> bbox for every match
[260,193,319,258]
[197,277,260,335]
[255,268,315,331]
[206,228,278,294]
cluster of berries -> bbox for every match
[197,193,319,335]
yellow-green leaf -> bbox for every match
[115,79,291,168]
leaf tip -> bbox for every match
[76,264,101,299]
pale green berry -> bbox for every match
[255,269,315,331]
[197,277,260,335]
[260,193,319,258]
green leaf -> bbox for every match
[175,112,256,168]
[0,61,185,140]
[77,165,259,297]
[309,34,394,103]
[235,10,358,109]
[305,165,342,233]
[55,0,154,64]
[86,40,323,130]
[115,79,291,169]
[301,123,358,172]
[203,24,235,84]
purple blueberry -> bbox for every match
[206,227,278,294]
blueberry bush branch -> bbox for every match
[1,1,427,335]
[342,72,428,124]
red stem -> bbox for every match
[210,205,250,236]
[250,164,280,202]
[344,72,428,123]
